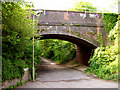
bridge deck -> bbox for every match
[33,9,106,48]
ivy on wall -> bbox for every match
[102,13,118,34]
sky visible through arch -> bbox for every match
[25,0,118,13]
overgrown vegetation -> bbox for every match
[85,21,119,81]
[70,0,97,12]
[7,80,24,89]
[2,1,41,82]
[103,13,118,34]
[38,39,76,64]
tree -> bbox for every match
[70,0,97,12]
[2,1,39,81]
[2,2,34,37]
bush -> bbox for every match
[103,13,118,34]
[2,58,25,82]
[2,2,41,81]
[85,21,119,81]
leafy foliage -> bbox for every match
[97,32,103,47]
[103,13,118,34]
[2,2,41,81]
[7,80,24,89]
[85,21,119,81]
[38,39,76,64]
[70,0,97,12]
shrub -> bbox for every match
[85,21,119,81]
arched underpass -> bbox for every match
[19,24,117,89]
[34,9,107,65]
[36,33,98,65]
[17,9,118,89]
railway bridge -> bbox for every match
[33,9,107,65]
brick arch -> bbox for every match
[38,34,97,49]
[36,34,96,65]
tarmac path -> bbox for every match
[18,57,118,88]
